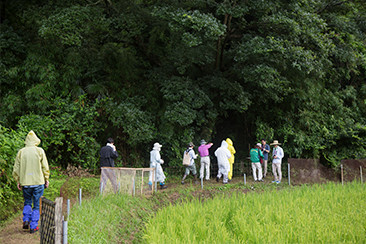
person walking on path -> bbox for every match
[271,140,284,184]
[215,140,232,184]
[261,139,270,178]
[100,138,119,193]
[149,142,167,189]
[181,142,199,184]
[250,143,264,182]
[12,130,50,234]
[198,139,213,181]
[226,138,236,181]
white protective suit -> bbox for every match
[215,140,231,184]
[149,146,166,183]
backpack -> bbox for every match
[182,149,191,166]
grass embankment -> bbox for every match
[144,182,366,243]
[68,194,155,243]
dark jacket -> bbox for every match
[100,145,118,167]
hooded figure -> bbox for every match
[13,130,50,233]
[149,143,167,189]
[225,138,236,181]
[214,140,231,184]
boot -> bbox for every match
[23,221,30,229]
[160,184,168,189]
[30,226,39,234]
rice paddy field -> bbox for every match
[68,182,365,243]
[143,182,365,243]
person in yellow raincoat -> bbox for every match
[226,138,236,181]
[13,130,50,234]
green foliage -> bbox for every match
[151,7,226,47]
[59,177,100,200]
[0,126,26,186]
[39,6,108,47]
[16,95,103,169]
[0,125,28,221]
[106,98,156,146]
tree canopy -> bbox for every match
[1,0,365,172]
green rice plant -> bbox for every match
[143,182,366,243]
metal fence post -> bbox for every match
[288,163,291,186]
[244,173,246,185]
[67,199,70,220]
[63,220,68,244]
[79,189,82,206]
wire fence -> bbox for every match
[40,197,63,244]
[100,167,155,196]
[40,198,55,244]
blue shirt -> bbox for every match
[262,144,270,160]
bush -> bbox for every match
[0,125,29,221]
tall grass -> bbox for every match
[143,182,366,243]
[68,194,155,243]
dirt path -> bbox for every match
[0,213,40,244]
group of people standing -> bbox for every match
[148,138,285,188]
[250,139,284,183]
[181,138,236,185]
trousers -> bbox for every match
[22,185,44,229]
[200,156,210,180]
[272,163,282,181]
[251,162,263,181]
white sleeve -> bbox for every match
[155,152,162,164]
[189,149,196,159]
[279,148,284,159]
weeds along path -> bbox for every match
[0,176,98,244]
[0,213,40,244]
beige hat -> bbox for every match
[270,140,281,146]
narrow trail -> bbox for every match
[0,214,40,244]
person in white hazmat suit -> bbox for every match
[149,142,168,189]
[215,140,232,184]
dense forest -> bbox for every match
[1,0,365,180]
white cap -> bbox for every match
[153,142,162,150]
